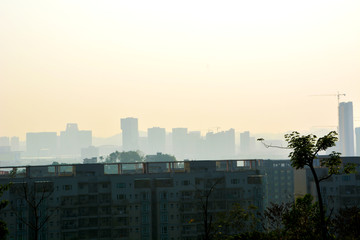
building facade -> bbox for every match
[0,160,266,240]
[147,127,166,155]
[338,102,355,156]
[121,118,139,152]
[294,156,360,213]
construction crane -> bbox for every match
[309,91,346,106]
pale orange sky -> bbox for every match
[1,0,360,140]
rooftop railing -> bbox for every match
[0,159,263,178]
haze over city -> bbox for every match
[1,0,360,140]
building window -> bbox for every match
[117,183,126,188]
[141,192,149,200]
[161,226,168,234]
[342,176,350,182]
[231,179,239,184]
[63,185,72,191]
[182,180,190,186]
[142,215,149,224]
[160,192,167,200]
[161,203,167,211]
[161,214,168,223]
[117,194,126,200]
[142,204,149,213]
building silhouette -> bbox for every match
[355,127,360,156]
[121,118,139,151]
[0,137,9,147]
[338,102,355,156]
[205,129,235,159]
[26,132,57,156]
[171,128,188,160]
[60,123,92,156]
[147,127,166,154]
[240,131,250,155]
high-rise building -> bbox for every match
[147,127,166,154]
[0,137,9,146]
[10,136,20,151]
[355,127,360,156]
[172,128,188,159]
[26,132,57,156]
[338,102,355,156]
[240,131,250,155]
[205,129,235,159]
[60,123,92,155]
[121,118,139,151]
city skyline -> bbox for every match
[1,1,360,139]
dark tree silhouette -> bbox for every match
[10,181,55,240]
[259,131,356,240]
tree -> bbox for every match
[187,177,225,240]
[282,194,321,240]
[331,206,360,239]
[145,153,176,162]
[105,151,144,163]
[259,131,356,240]
[216,204,260,239]
[10,181,55,240]
[119,150,144,162]
[263,201,292,238]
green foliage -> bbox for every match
[263,202,291,234]
[105,150,144,163]
[145,153,176,162]
[216,204,260,238]
[331,206,360,240]
[282,194,321,240]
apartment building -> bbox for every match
[294,156,360,213]
[0,160,266,240]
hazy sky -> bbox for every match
[1,0,360,140]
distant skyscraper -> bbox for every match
[205,129,235,159]
[148,127,166,154]
[355,127,360,156]
[240,131,250,155]
[0,137,9,146]
[172,128,188,159]
[60,123,92,155]
[10,137,20,151]
[26,132,57,156]
[338,102,355,156]
[121,118,139,151]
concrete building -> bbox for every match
[338,102,355,156]
[60,123,92,156]
[26,132,58,156]
[294,156,360,213]
[147,127,166,154]
[355,127,360,156]
[121,118,139,151]
[240,131,250,155]
[0,160,266,240]
[10,136,20,151]
[0,137,10,147]
[205,129,235,159]
[260,160,294,205]
[172,128,188,160]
